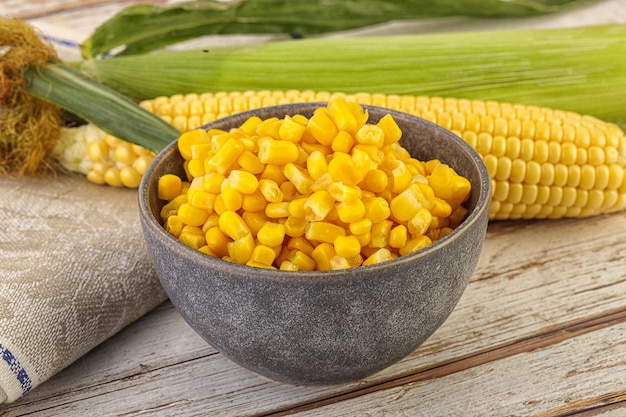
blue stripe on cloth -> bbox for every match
[41,35,80,50]
[0,343,33,395]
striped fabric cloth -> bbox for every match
[0,174,167,403]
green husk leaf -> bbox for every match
[79,24,626,130]
[82,0,598,58]
[25,63,179,153]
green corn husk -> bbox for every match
[25,64,178,153]
[79,24,626,130]
[82,0,598,58]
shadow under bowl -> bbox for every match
[138,103,491,386]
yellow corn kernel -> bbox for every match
[306,150,328,181]
[283,162,314,194]
[363,197,391,223]
[102,167,123,187]
[286,236,316,257]
[158,174,183,200]
[265,201,291,218]
[388,160,412,193]
[260,164,287,184]
[280,181,298,201]
[241,189,267,212]
[355,124,385,147]
[389,225,408,249]
[118,166,143,188]
[165,215,184,238]
[389,142,412,160]
[305,221,346,244]
[258,139,299,165]
[241,211,268,236]
[206,138,244,174]
[390,187,421,222]
[284,215,308,237]
[279,260,299,271]
[188,190,216,212]
[351,147,379,176]
[363,169,389,193]
[250,244,277,266]
[328,152,364,186]
[220,180,243,211]
[309,172,333,193]
[253,116,279,137]
[160,194,187,222]
[257,221,286,247]
[327,182,362,202]
[346,100,369,128]
[431,198,453,218]
[428,163,472,210]
[227,169,259,194]
[202,213,221,233]
[177,203,209,227]
[334,235,361,258]
[178,129,210,161]
[327,96,359,133]
[200,172,224,194]
[349,218,372,236]
[246,260,276,269]
[370,219,393,248]
[310,242,336,271]
[257,178,284,203]
[377,113,403,145]
[329,255,352,270]
[279,115,307,142]
[179,230,206,249]
[332,131,355,153]
[237,150,265,174]
[307,111,338,145]
[190,142,212,161]
[286,196,307,218]
[336,199,366,223]
[362,248,394,266]
[227,234,256,264]
[219,210,251,240]
[409,207,433,236]
[288,250,316,271]
[400,235,433,256]
[304,190,334,221]
[236,115,261,135]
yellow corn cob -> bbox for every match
[54,89,626,220]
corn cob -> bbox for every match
[55,90,626,221]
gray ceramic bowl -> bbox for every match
[139,103,491,386]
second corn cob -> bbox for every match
[55,90,626,221]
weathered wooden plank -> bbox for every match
[2,212,625,416]
[286,323,626,417]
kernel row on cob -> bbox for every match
[55,90,626,221]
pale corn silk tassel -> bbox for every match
[0,18,64,176]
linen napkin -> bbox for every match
[0,172,167,403]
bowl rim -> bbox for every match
[139,102,491,284]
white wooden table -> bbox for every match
[2,1,626,415]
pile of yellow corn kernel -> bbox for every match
[157,97,472,270]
